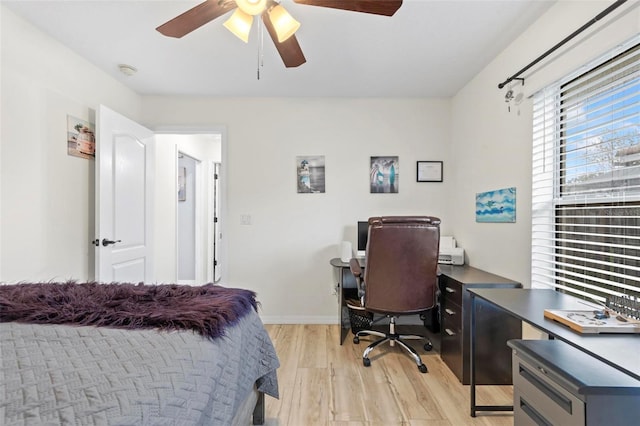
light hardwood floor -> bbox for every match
[263,324,514,426]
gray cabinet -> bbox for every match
[439,265,522,384]
[509,339,640,426]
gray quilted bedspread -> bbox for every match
[0,309,279,425]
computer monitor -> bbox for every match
[357,221,369,257]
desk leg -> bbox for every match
[469,293,514,417]
[340,301,349,345]
[339,268,349,345]
[470,292,477,417]
[340,320,349,345]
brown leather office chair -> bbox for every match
[349,216,440,373]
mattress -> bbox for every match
[0,308,279,425]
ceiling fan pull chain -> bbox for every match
[257,17,264,80]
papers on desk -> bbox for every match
[544,309,640,334]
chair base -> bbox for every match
[354,321,433,373]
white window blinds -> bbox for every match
[531,39,640,304]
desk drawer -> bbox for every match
[441,317,463,381]
[513,355,585,426]
[440,302,462,330]
[440,276,463,307]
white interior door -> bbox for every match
[96,105,155,283]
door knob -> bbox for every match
[102,238,122,247]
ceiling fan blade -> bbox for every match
[157,0,237,38]
[262,10,306,68]
[292,0,402,16]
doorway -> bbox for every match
[155,132,224,285]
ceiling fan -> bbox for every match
[156,0,403,68]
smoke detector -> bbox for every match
[118,64,137,76]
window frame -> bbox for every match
[531,36,640,306]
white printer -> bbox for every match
[438,236,465,265]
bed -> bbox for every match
[0,282,279,425]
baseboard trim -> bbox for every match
[259,315,339,325]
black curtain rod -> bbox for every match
[498,0,628,89]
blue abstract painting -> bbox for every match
[476,187,516,223]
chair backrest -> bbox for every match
[363,216,440,315]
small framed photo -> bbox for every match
[370,156,399,193]
[67,115,95,160]
[296,155,326,193]
[417,161,443,182]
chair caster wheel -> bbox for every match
[424,342,433,351]
[418,364,428,373]
[353,336,360,344]
[363,357,371,367]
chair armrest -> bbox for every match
[349,258,366,302]
[349,258,362,278]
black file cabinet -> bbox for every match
[439,265,522,385]
[509,339,640,426]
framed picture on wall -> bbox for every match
[370,156,399,193]
[296,155,325,193]
[67,115,95,160]
[417,161,443,182]
[476,187,516,223]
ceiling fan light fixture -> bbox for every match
[236,0,267,16]
[223,8,253,43]
[269,4,301,43]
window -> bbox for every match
[531,39,640,307]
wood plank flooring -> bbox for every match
[263,324,514,426]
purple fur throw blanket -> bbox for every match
[0,282,258,340]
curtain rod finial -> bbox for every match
[498,77,524,90]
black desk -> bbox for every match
[329,257,362,345]
[468,288,640,417]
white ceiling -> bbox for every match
[2,0,555,97]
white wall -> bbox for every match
[450,0,640,288]
[5,0,636,324]
[142,97,452,322]
[0,6,141,282]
